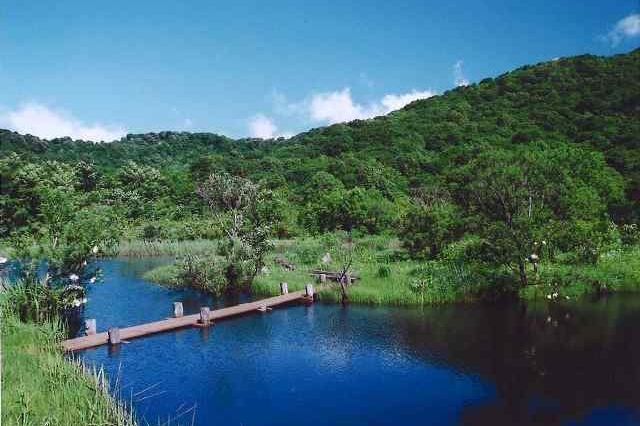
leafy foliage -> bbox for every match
[1,49,638,290]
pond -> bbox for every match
[77,258,640,426]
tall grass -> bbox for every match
[139,235,640,306]
[520,246,640,300]
[142,263,182,286]
[254,235,475,305]
[143,234,486,305]
[1,314,136,425]
[116,239,217,257]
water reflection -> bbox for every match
[77,259,640,425]
[389,298,640,425]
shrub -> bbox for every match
[177,254,227,295]
[1,277,86,324]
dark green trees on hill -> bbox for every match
[1,49,638,288]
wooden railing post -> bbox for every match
[173,302,184,318]
[319,273,327,283]
[280,282,289,295]
[200,307,211,326]
[108,327,120,345]
[85,319,96,336]
[305,283,314,298]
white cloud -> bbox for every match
[307,88,435,125]
[605,13,640,46]
[309,88,365,123]
[453,60,469,87]
[248,114,277,138]
[248,113,292,139]
[380,90,436,112]
[1,102,126,142]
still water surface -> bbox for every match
[78,258,640,426]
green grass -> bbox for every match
[253,259,470,305]
[1,314,136,425]
[520,246,640,301]
[144,234,482,306]
[142,263,182,287]
[116,239,217,257]
[141,236,640,306]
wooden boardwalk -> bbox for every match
[62,288,313,352]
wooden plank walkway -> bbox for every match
[62,288,312,352]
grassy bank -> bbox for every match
[141,235,640,306]
[520,246,640,301]
[1,315,135,425]
[144,235,488,305]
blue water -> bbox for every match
[77,259,640,426]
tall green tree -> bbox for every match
[449,141,623,286]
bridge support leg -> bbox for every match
[85,319,96,336]
[173,302,184,318]
[280,282,288,295]
[200,307,211,326]
[108,327,121,345]
[305,283,314,300]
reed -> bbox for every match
[1,314,136,425]
[116,239,218,257]
[520,246,640,300]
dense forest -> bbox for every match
[1,48,639,302]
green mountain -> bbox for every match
[1,49,639,223]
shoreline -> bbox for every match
[1,315,136,425]
[137,238,640,307]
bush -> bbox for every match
[177,254,227,295]
[408,261,475,302]
[1,278,86,324]
[400,200,463,259]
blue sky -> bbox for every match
[1,1,639,141]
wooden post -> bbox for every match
[319,273,327,283]
[305,283,314,298]
[85,319,96,336]
[280,282,289,295]
[345,273,351,286]
[108,327,120,345]
[173,302,184,318]
[200,307,211,326]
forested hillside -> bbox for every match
[1,49,638,240]
[2,47,640,307]
[2,48,638,213]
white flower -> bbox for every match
[542,240,547,245]
[546,294,552,300]
[552,292,558,298]
[533,241,538,246]
[89,277,96,284]
[82,260,87,266]
[69,274,79,282]
[91,245,99,254]
[72,299,82,307]
[565,296,570,300]
[530,254,539,262]
[0,257,8,264]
